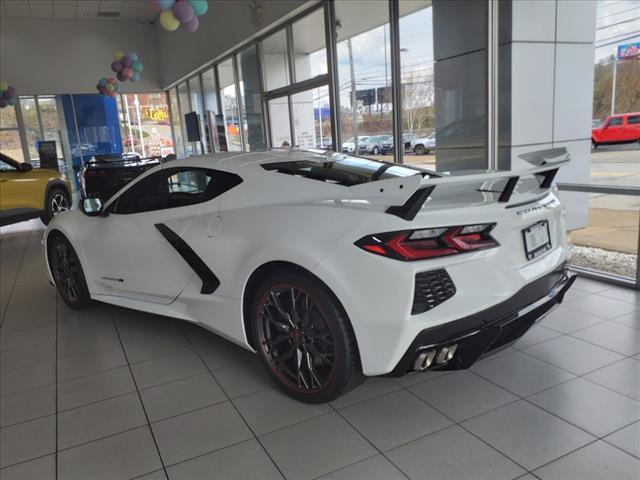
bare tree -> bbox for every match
[401,72,434,136]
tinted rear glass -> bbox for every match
[262,156,435,186]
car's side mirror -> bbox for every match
[18,163,33,172]
[82,198,106,217]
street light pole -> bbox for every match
[611,56,617,116]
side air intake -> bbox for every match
[412,269,456,315]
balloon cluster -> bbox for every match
[96,77,121,98]
[111,51,144,82]
[0,82,17,108]
[157,0,208,33]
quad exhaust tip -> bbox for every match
[413,344,458,371]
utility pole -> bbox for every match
[610,56,617,116]
[348,38,358,152]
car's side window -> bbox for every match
[0,159,17,172]
[110,168,242,215]
[627,115,640,125]
[608,117,623,126]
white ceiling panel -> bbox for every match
[0,0,157,22]
[53,0,77,19]
[119,0,156,21]
[76,0,101,19]
[3,0,31,18]
[29,0,54,18]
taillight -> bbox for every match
[355,223,499,261]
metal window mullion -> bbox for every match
[286,24,296,86]
[14,97,30,162]
[256,41,271,149]
[165,90,178,157]
[175,87,187,156]
[34,96,45,138]
[487,0,499,170]
[233,53,247,151]
[214,65,224,152]
[197,73,208,153]
[388,0,403,164]
[324,0,340,149]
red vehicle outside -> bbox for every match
[592,112,640,148]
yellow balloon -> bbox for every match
[0,81,7,92]
[114,51,125,61]
[159,10,180,31]
[106,83,114,92]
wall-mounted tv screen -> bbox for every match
[185,112,201,142]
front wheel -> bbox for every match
[372,146,380,155]
[251,270,363,403]
[414,144,426,155]
[48,234,94,310]
[41,187,70,225]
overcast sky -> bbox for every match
[595,0,640,61]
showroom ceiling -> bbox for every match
[0,0,157,22]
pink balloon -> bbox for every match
[6,86,15,96]
[107,77,117,84]
[121,67,134,80]
[111,61,123,73]
[117,71,127,82]
[172,0,194,23]
[181,14,199,32]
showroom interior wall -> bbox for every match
[0,17,161,94]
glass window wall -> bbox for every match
[218,58,242,151]
[168,89,185,158]
[120,93,174,158]
[177,82,194,156]
[238,45,267,151]
[292,86,332,150]
[292,8,328,83]
[0,104,24,162]
[201,68,219,153]
[335,1,394,160]
[188,76,206,154]
[261,29,290,91]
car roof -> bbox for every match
[158,149,335,174]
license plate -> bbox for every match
[523,220,551,260]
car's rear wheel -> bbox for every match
[251,270,363,403]
[49,234,94,310]
[372,146,380,155]
[41,187,70,225]
[414,144,426,155]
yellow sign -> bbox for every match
[141,107,169,122]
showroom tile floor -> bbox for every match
[1,221,639,480]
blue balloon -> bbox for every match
[131,72,141,82]
[156,0,175,11]
[98,78,107,87]
[129,52,138,62]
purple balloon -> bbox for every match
[0,98,8,108]
[172,0,194,23]
[6,86,15,96]
[181,14,199,32]
[121,55,132,67]
[117,71,127,82]
[111,61,123,73]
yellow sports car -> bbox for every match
[0,152,72,226]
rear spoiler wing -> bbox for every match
[383,147,570,221]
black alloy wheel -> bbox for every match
[49,235,93,310]
[41,187,70,225]
[252,270,363,403]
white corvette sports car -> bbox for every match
[44,149,576,402]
